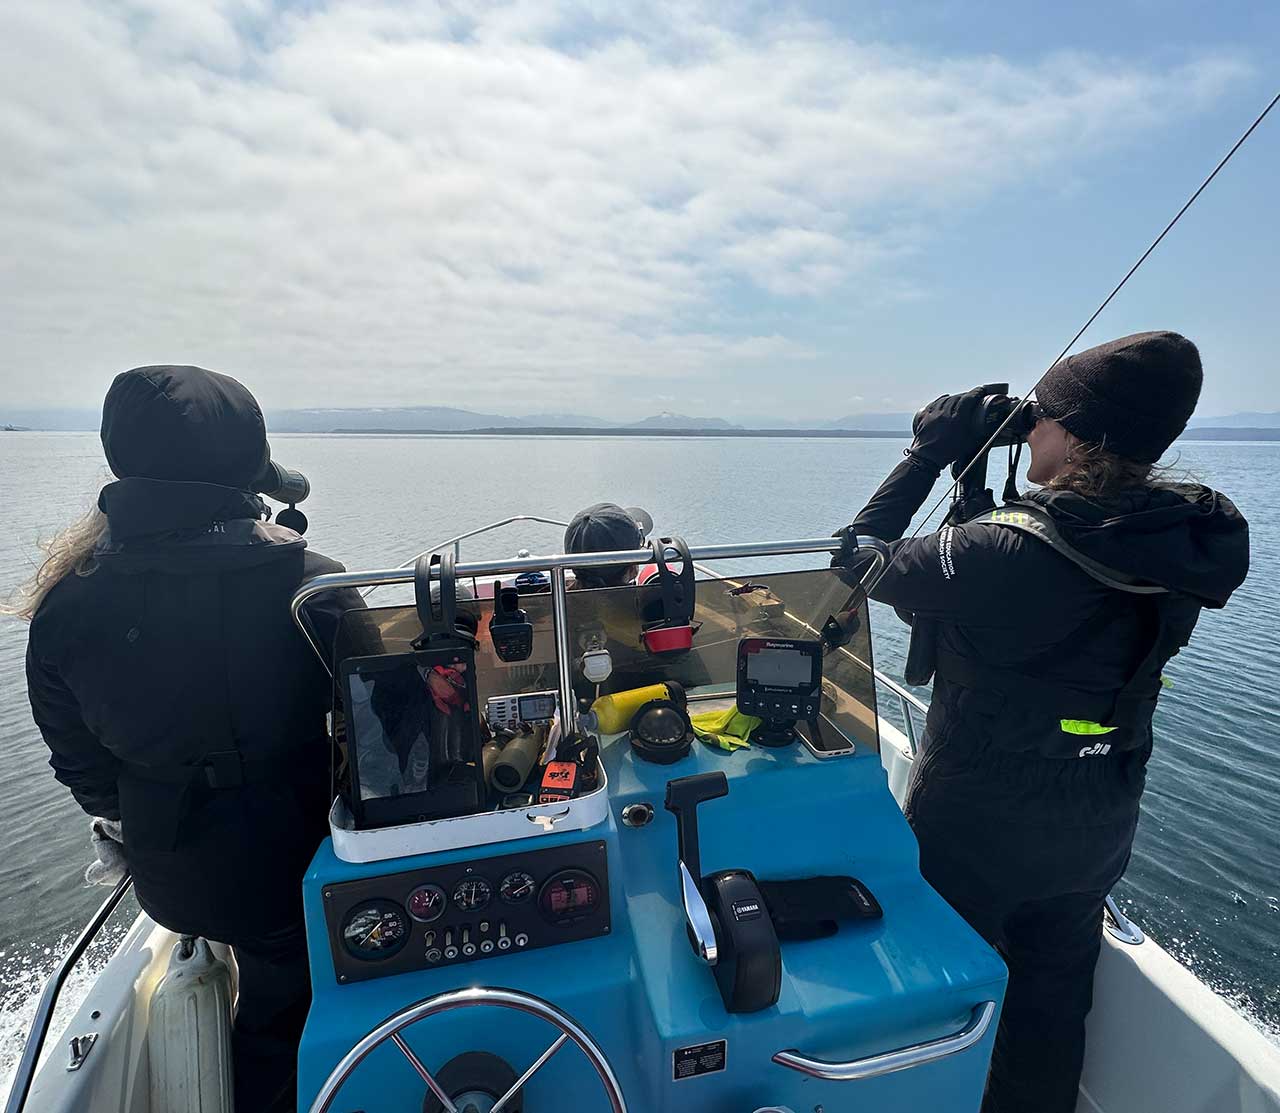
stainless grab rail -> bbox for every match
[1104,895,1146,945]
[772,1000,997,1082]
[3,874,134,1113]
[365,515,572,597]
[873,669,929,757]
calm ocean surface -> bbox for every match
[1,431,1277,1084]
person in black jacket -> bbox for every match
[835,332,1249,1113]
[18,365,360,1113]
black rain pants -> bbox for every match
[906,745,1139,1113]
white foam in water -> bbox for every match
[0,916,133,1104]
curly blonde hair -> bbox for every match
[1046,438,1165,499]
[3,504,109,622]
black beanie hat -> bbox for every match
[1036,331,1202,464]
[101,365,272,488]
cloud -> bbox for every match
[0,1,1249,412]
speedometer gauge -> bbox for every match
[341,900,409,961]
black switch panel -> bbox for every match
[323,840,610,985]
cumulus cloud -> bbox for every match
[0,1,1248,412]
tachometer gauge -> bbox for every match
[499,870,536,905]
[341,900,409,961]
[538,869,602,926]
[452,877,492,912]
[406,883,447,923]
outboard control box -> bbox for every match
[665,773,781,1014]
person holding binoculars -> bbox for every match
[13,365,361,1113]
[834,331,1250,1113]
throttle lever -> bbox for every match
[664,773,728,966]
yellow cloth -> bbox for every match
[689,706,761,751]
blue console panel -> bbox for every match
[299,736,1007,1112]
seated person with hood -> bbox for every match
[15,365,362,1113]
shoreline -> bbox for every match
[5,426,1280,441]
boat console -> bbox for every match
[293,535,1007,1113]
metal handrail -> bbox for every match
[773,1001,997,1081]
[873,669,929,757]
[364,515,572,597]
[292,534,888,662]
[293,533,888,749]
[3,874,134,1113]
[1104,895,1146,945]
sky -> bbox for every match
[1,0,1277,423]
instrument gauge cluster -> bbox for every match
[323,841,610,984]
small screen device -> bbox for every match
[485,690,559,732]
[341,650,486,829]
[736,638,822,747]
[795,716,856,760]
[489,586,534,662]
[538,761,580,803]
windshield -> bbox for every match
[332,565,879,752]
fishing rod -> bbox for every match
[852,86,1280,607]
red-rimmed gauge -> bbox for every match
[406,883,447,923]
[538,869,602,926]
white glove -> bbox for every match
[85,817,127,886]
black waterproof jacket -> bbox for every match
[26,478,359,941]
[850,457,1250,824]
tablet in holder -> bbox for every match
[338,551,487,829]
[341,649,485,829]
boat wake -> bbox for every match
[0,913,134,1104]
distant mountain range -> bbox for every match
[1189,412,1280,429]
[5,404,1280,436]
[271,406,888,433]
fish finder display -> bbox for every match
[736,638,822,740]
[746,646,815,689]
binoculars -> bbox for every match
[912,385,1039,450]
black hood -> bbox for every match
[1023,484,1249,607]
[97,477,304,573]
[101,365,272,489]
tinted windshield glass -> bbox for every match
[332,565,878,752]
[566,566,879,751]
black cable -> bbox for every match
[859,86,1280,600]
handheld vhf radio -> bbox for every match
[489,586,534,662]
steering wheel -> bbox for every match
[306,986,628,1113]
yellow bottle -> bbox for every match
[590,682,685,735]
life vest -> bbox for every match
[932,501,1194,758]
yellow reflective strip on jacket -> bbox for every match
[1059,719,1118,736]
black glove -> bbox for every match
[909,383,1005,470]
[830,525,860,569]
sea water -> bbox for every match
[1,431,1276,1091]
